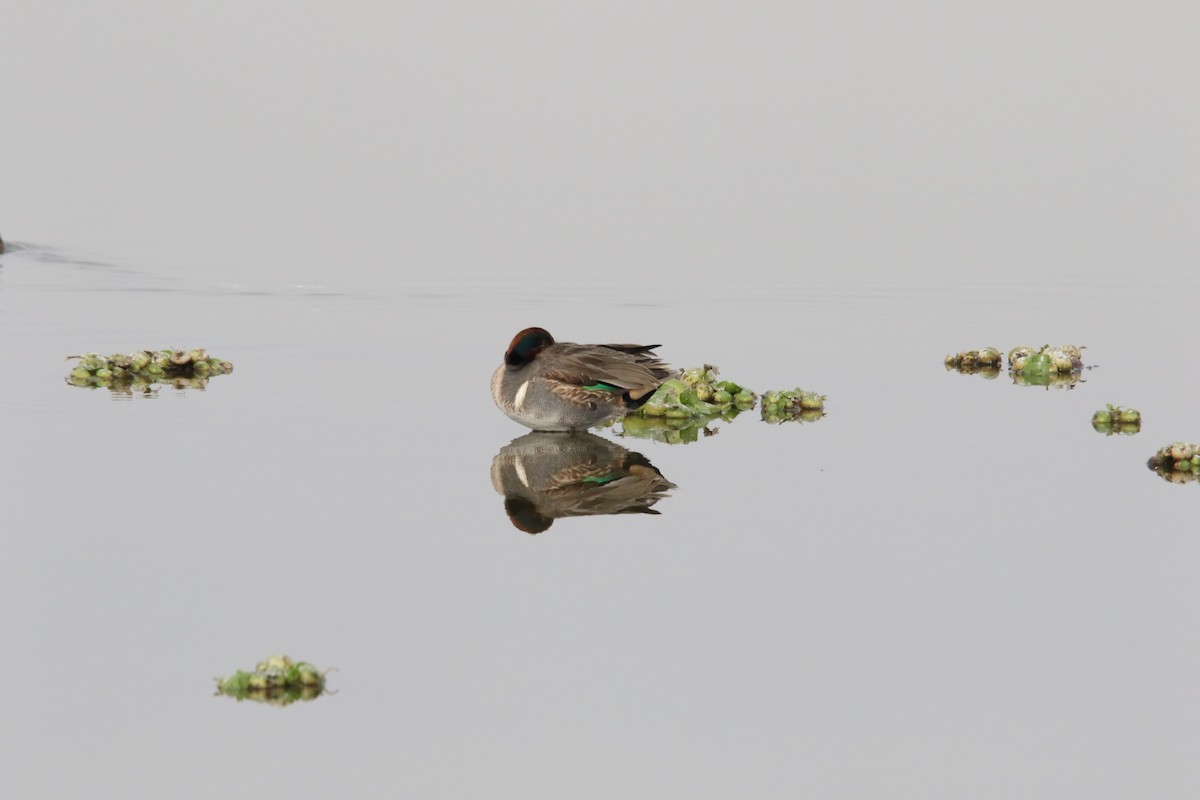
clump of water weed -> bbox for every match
[66,349,233,393]
[1092,405,1141,436]
[215,655,333,706]
[1146,442,1200,485]
[760,389,827,424]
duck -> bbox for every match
[491,327,675,431]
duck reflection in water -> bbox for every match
[491,432,676,534]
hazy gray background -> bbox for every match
[5,0,1196,289]
[2,1,1199,798]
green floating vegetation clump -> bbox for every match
[67,349,233,393]
[216,655,331,706]
[635,366,757,419]
[1092,404,1141,436]
[1146,442,1200,485]
[1009,344,1083,374]
[760,388,827,424]
[1008,344,1085,389]
[944,347,1003,377]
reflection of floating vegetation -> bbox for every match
[614,413,725,444]
[1010,371,1083,389]
[1092,405,1141,436]
[1147,442,1200,484]
[945,347,1003,376]
[216,655,331,706]
[760,389,826,424]
[67,349,233,393]
[491,432,675,532]
[635,366,756,418]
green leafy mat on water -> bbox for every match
[611,366,829,441]
[1008,344,1084,388]
[216,655,332,706]
[67,349,233,392]
[635,366,757,419]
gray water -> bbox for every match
[3,2,1199,797]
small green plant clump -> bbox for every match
[760,388,826,424]
[1092,404,1141,436]
[1009,344,1083,374]
[944,347,1003,376]
[216,655,331,706]
[1008,344,1084,388]
[1147,442,1200,485]
[636,366,757,419]
[67,349,233,391]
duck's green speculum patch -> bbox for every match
[216,655,331,706]
[1146,442,1200,485]
[66,349,233,393]
[1092,405,1141,436]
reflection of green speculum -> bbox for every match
[67,349,233,393]
[216,655,331,706]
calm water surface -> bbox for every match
[1,243,1197,797]
[3,1,1199,795]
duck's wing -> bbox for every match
[545,344,674,395]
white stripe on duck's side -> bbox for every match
[514,459,530,488]
[513,380,530,410]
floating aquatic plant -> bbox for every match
[634,366,756,419]
[216,655,332,706]
[760,389,826,424]
[944,347,1004,377]
[1146,442,1200,485]
[1005,345,1085,389]
[66,349,233,393]
[1009,344,1083,374]
[1092,405,1141,435]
